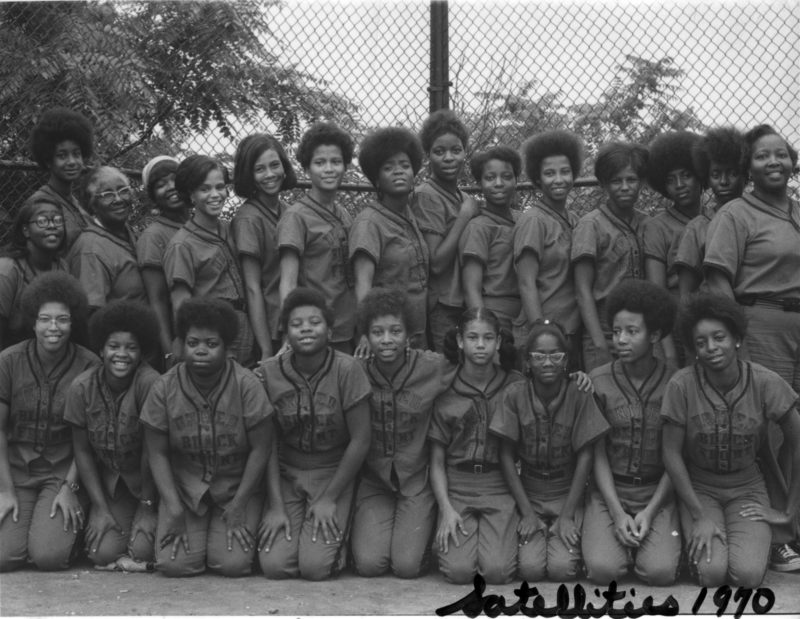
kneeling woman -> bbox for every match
[257,288,371,580]
[491,320,607,581]
[141,298,273,577]
[662,293,800,588]
[351,288,454,578]
[428,308,523,584]
[66,301,161,566]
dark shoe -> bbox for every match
[770,543,800,572]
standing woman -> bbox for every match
[135,156,189,368]
[28,107,93,251]
[643,131,703,366]
[428,308,523,584]
[491,320,607,582]
[351,127,430,352]
[257,288,371,580]
[0,196,67,350]
[233,134,297,361]
[514,131,585,363]
[66,301,161,566]
[67,166,146,313]
[141,298,273,577]
[351,288,454,578]
[412,110,479,351]
[662,293,800,586]
[572,142,648,371]
[278,122,356,353]
[0,272,97,572]
[460,146,521,334]
[163,155,252,366]
[675,128,745,298]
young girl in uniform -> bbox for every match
[582,279,681,586]
[643,131,703,366]
[28,107,93,251]
[351,288,454,578]
[351,127,430,353]
[428,308,523,584]
[674,128,745,298]
[233,134,297,361]
[572,142,648,371]
[412,110,480,351]
[0,196,67,350]
[257,288,371,580]
[141,297,273,577]
[0,271,98,571]
[662,293,800,585]
[135,155,189,368]
[491,320,607,581]
[67,167,146,312]
[164,155,253,365]
[66,300,161,566]
[278,123,356,353]
[514,131,585,365]
[459,147,521,335]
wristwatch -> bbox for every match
[61,479,80,493]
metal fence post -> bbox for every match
[429,0,449,113]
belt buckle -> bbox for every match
[632,475,643,485]
[474,464,483,474]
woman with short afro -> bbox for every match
[28,108,94,250]
[411,110,480,351]
[350,127,430,353]
[278,122,357,353]
[514,130,585,364]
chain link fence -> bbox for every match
[1,0,798,244]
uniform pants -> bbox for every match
[155,493,262,578]
[259,464,354,581]
[0,477,88,572]
[582,484,680,586]
[519,492,583,582]
[351,473,436,578]
[229,308,255,367]
[437,469,518,585]
[679,466,771,589]
[743,305,800,392]
[484,297,521,336]
[86,482,154,566]
[429,303,462,353]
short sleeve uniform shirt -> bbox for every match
[135,215,183,270]
[674,209,716,279]
[459,208,519,301]
[642,205,696,294]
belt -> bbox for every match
[613,472,661,486]
[452,462,501,474]
[223,298,247,311]
[523,467,566,480]
[737,296,800,313]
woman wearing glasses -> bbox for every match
[0,196,68,350]
[0,271,98,572]
[66,167,146,313]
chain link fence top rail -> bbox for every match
[1,0,798,245]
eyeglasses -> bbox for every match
[28,215,65,229]
[95,186,133,203]
[529,352,567,364]
[36,314,71,327]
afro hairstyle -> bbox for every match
[419,109,469,153]
[296,122,354,169]
[20,271,89,333]
[646,131,702,196]
[1,195,65,259]
[691,127,744,183]
[470,145,521,182]
[279,287,333,335]
[742,124,799,179]
[30,107,94,170]
[605,279,675,341]
[175,297,239,347]
[594,142,649,185]
[357,287,412,335]
[522,130,584,184]
[89,300,160,359]
[675,292,747,353]
[174,155,229,206]
[358,127,424,188]
[234,133,297,198]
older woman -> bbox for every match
[351,127,430,352]
[0,272,98,571]
[67,166,146,313]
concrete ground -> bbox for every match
[2,562,800,616]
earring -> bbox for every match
[735,343,741,350]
